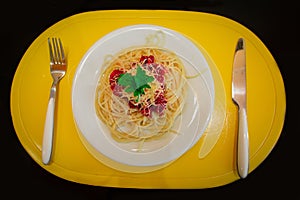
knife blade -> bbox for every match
[232,38,249,179]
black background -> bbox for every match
[1,0,297,198]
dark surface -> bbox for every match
[1,0,297,198]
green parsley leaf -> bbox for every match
[117,65,154,101]
[117,73,136,93]
[134,65,154,89]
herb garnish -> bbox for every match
[117,65,154,101]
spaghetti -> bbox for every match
[95,47,187,143]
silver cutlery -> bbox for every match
[42,38,67,165]
[231,38,249,178]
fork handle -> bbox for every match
[42,84,57,165]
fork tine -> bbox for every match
[58,38,66,64]
[53,38,60,64]
[48,38,54,64]
[47,37,67,72]
[48,37,65,65]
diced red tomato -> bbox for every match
[140,55,155,64]
[140,106,151,117]
[109,69,124,90]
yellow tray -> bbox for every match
[10,10,286,189]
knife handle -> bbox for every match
[237,107,249,178]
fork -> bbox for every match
[42,38,67,165]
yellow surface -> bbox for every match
[10,10,286,189]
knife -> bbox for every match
[232,38,249,179]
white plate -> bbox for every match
[72,24,214,167]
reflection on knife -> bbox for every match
[232,38,249,178]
